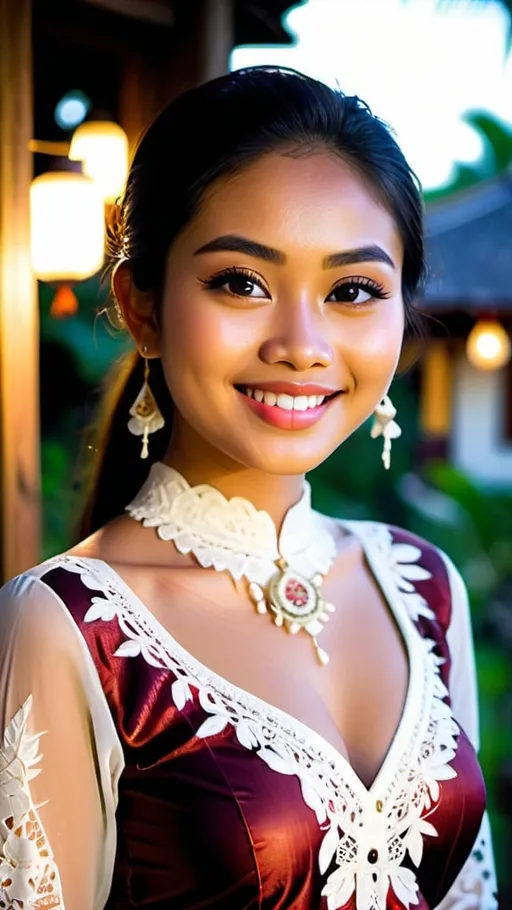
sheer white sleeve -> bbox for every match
[0,571,124,909]
[434,552,498,910]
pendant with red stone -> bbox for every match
[248,558,335,666]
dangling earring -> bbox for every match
[370,395,402,470]
[128,345,165,459]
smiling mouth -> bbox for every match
[235,386,343,412]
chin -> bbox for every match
[214,435,342,477]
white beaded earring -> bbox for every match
[370,395,402,470]
[127,345,165,459]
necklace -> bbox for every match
[126,463,338,666]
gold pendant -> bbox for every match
[248,559,335,666]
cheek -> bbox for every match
[338,303,404,375]
[160,286,256,382]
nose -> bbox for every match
[259,301,333,372]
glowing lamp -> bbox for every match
[69,120,129,203]
[30,170,105,316]
[466,319,511,371]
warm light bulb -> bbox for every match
[69,120,129,203]
[466,320,511,371]
[30,171,105,282]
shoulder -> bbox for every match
[0,557,68,614]
[0,556,97,659]
[0,556,122,723]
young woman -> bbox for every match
[0,67,498,909]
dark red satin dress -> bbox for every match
[40,524,492,909]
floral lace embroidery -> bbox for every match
[346,522,436,623]
[0,696,63,908]
[60,525,460,910]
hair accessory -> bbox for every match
[126,463,337,665]
[128,345,165,459]
[370,395,402,470]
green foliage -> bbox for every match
[39,276,132,387]
[425,111,512,203]
[41,436,79,559]
[39,271,132,555]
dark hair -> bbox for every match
[78,65,426,538]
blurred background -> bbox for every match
[0,0,511,899]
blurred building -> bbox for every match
[419,171,512,486]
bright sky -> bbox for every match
[231,0,512,190]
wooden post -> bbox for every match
[200,0,233,83]
[420,340,453,437]
[0,0,41,579]
[119,0,233,157]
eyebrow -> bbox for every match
[194,234,395,270]
[324,245,395,270]
[194,235,284,264]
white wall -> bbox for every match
[452,352,512,486]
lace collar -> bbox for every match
[126,462,336,586]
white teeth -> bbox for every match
[276,393,294,410]
[243,388,328,410]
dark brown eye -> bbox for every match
[327,278,390,306]
[201,267,269,299]
[224,275,266,297]
[329,284,373,305]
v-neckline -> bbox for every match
[64,518,429,804]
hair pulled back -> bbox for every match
[79,65,426,537]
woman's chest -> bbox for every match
[116,543,410,789]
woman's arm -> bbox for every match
[434,553,498,910]
[0,572,124,909]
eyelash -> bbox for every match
[200,266,390,306]
[330,275,391,304]
[200,266,269,296]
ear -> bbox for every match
[112,261,161,357]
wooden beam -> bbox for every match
[81,0,174,26]
[0,0,41,579]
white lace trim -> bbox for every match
[0,696,63,909]
[434,855,496,910]
[57,521,469,910]
[126,462,336,585]
[343,521,436,624]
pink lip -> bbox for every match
[238,389,341,430]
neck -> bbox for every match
[163,425,305,531]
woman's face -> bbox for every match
[157,150,405,475]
